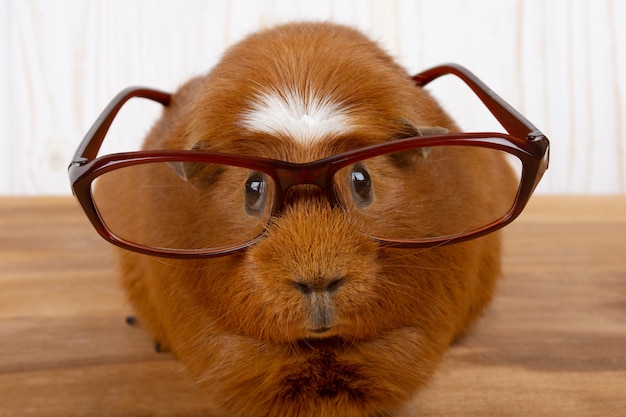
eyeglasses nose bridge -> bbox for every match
[273,164,341,212]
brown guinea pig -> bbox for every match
[95,22,517,417]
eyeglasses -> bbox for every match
[68,64,549,259]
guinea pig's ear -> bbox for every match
[168,141,224,187]
[390,119,448,167]
[414,126,449,137]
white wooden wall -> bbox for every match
[1,0,624,195]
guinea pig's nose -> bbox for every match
[293,277,345,295]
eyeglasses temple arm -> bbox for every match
[413,63,541,140]
[70,87,172,164]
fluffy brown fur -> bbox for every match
[96,22,516,417]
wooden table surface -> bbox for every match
[1,196,625,417]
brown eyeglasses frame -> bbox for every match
[68,63,550,258]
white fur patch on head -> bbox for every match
[240,87,354,145]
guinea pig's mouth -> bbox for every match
[296,336,350,351]
[308,326,332,334]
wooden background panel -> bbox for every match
[1,0,624,195]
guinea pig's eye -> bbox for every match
[350,165,373,208]
[244,172,267,215]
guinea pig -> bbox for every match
[95,22,517,417]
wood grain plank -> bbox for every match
[0,196,625,416]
